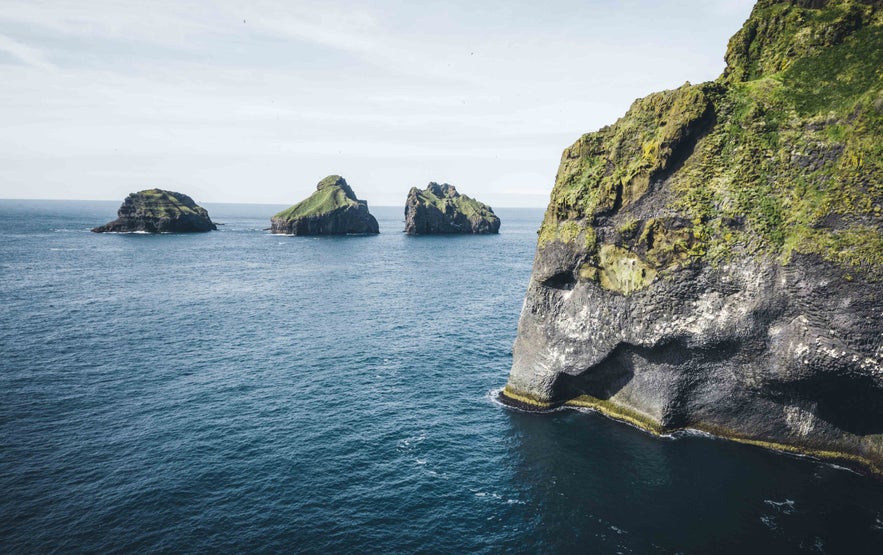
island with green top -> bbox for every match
[404,182,500,234]
[270,175,379,236]
[92,189,217,233]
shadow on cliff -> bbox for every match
[554,339,883,436]
[550,339,740,429]
[770,375,883,436]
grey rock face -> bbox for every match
[404,182,500,234]
[505,241,883,474]
[270,205,379,235]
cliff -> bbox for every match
[92,189,216,233]
[270,175,380,235]
[502,0,883,475]
[404,183,500,234]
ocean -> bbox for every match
[1,199,882,553]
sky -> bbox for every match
[0,0,756,207]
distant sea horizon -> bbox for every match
[0,198,549,210]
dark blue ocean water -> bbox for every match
[1,199,882,554]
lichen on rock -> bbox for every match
[503,0,883,476]
[404,182,500,234]
[270,175,379,235]
[92,189,216,233]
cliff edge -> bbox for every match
[502,0,883,475]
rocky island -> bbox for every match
[501,0,883,475]
[270,175,379,235]
[92,189,217,233]
[404,182,500,234]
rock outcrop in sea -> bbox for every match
[270,175,379,235]
[92,189,217,233]
[404,182,500,234]
[501,0,883,475]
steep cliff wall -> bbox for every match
[502,0,883,475]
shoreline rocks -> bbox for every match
[92,189,216,233]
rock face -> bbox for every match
[92,189,216,233]
[270,175,379,235]
[502,0,883,475]
[404,182,500,234]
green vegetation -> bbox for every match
[724,0,877,83]
[412,183,498,223]
[538,0,883,291]
[273,179,358,220]
[597,245,657,295]
[129,189,208,219]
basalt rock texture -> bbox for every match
[92,189,216,233]
[502,0,883,475]
[270,175,379,235]
[404,183,500,234]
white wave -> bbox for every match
[760,515,778,530]
[764,499,797,515]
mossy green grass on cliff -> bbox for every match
[537,0,883,289]
[273,186,355,220]
[414,186,496,222]
[724,0,878,83]
[130,189,206,219]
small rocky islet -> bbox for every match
[92,189,216,233]
[270,175,379,236]
[404,182,500,235]
[95,178,504,236]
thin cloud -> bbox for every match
[0,33,55,70]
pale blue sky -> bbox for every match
[0,0,755,206]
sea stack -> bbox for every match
[92,189,216,233]
[501,0,883,475]
[404,182,500,234]
[270,175,379,235]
